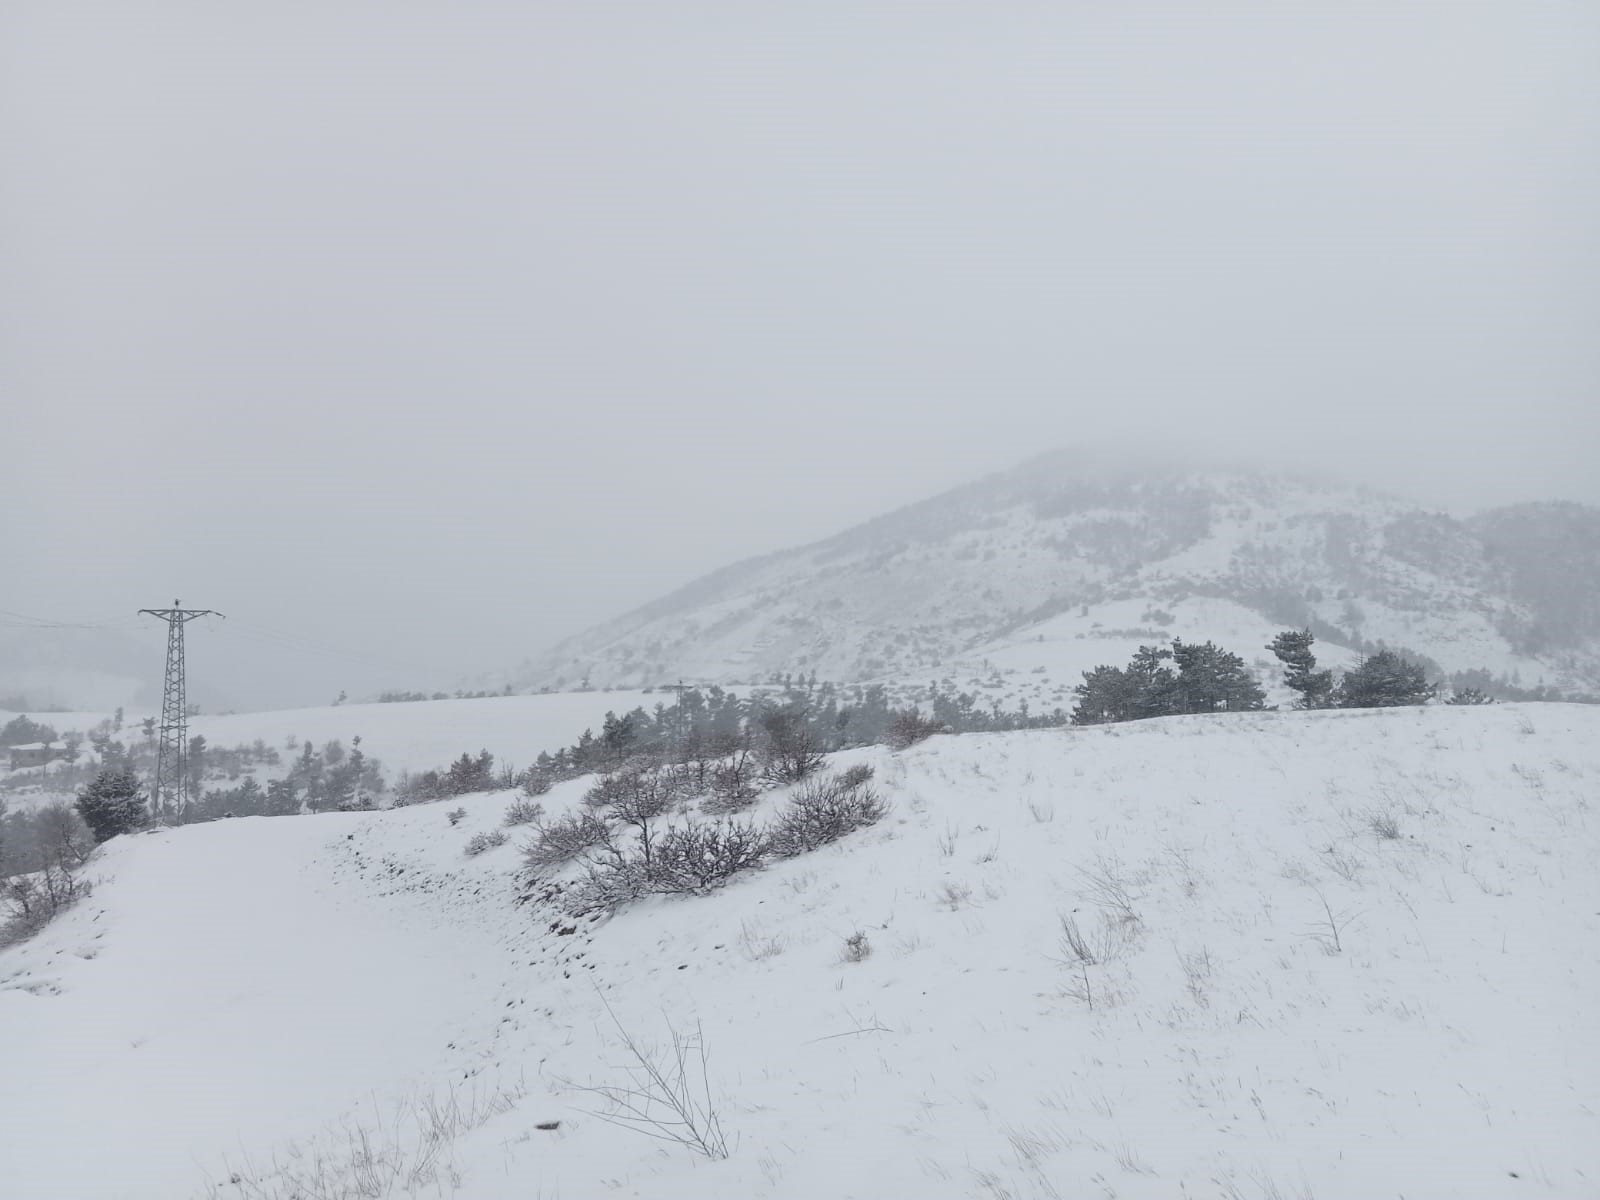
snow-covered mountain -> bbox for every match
[512,451,1600,705]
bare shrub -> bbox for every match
[756,708,825,785]
[446,807,467,826]
[738,921,786,961]
[702,752,758,814]
[32,803,94,868]
[575,996,731,1161]
[937,880,973,910]
[502,797,544,827]
[768,773,887,858]
[524,810,611,869]
[565,856,649,915]
[588,768,672,824]
[841,931,872,963]
[1077,855,1141,923]
[1318,844,1364,882]
[885,709,945,750]
[657,762,707,803]
[647,820,769,895]
[838,762,875,788]
[1178,946,1213,1008]
[1304,887,1360,955]
[1056,912,1138,965]
[463,829,508,857]
[1365,809,1401,840]
[2,865,92,946]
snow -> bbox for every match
[186,691,669,776]
[3,703,1597,1199]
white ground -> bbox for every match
[2,703,1597,1199]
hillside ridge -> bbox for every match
[510,452,1600,701]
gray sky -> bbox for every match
[3,2,1596,707]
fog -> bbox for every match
[2,3,1596,708]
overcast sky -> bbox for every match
[2,2,1596,708]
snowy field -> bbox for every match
[2,703,1596,1199]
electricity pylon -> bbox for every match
[138,601,223,820]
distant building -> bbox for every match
[8,742,65,770]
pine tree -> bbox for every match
[265,778,301,816]
[75,768,150,842]
[1337,650,1434,708]
[1127,645,1178,719]
[1072,665,1138,725]
[1269,629,1335,709]
[1170,639,1267,713]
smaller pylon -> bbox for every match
[138,600,223,819]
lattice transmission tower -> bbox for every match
[139,601,223,820]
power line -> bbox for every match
[138,601,224,820]
[0,607,143,631]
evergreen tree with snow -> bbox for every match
[1072,665,1140,725]
[1169,639,1267,713]
[75,768,149,843]
[264,777,301,816]
[1269,629,1335,709]
[1336,650,1434,708]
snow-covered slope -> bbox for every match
[509,452,1600,703]
[3,703,1596,1199]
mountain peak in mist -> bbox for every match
[510,451,1600,700]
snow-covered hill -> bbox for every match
[509,452,1600,705]
[3,703,1596,1198]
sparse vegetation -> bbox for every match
[841,930,872,962]
[768,772,888,859]
[502,796,544,826]
[646,820,770,895]
[575,997,731,1161]
[463,829,508,856]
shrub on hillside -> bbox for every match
[464,829,508,857]
[646,820,769,895]
[837,763,875,788]
[586,767,674,827]
[769,772,887,858]
[523,811,611,869]
[565,855,649,915]
[702,753,759,814]
[885,710,944,750]
[2,865,91,946]
[503,797,544,827]
[756,707,825,785]
[1,804,95,946]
